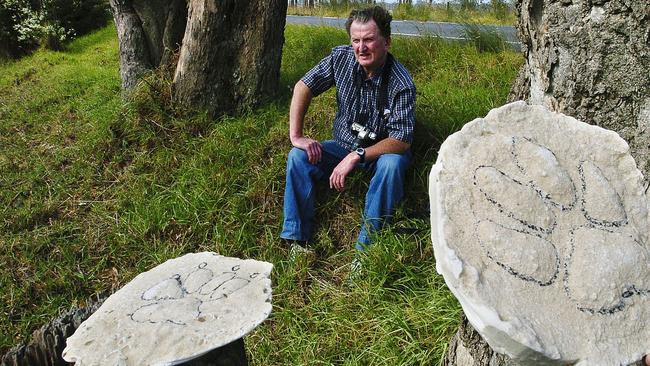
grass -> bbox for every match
[461,22,510,53]
[0,23,522,364]
[288,2,517,26]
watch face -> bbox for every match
[356,148,365,162]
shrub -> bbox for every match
[458,0,479,11]
[44,0,110,41]
[0,0,110,58]
[0,0,42,58]
[490,0,511,21]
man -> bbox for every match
[280,6,416,252]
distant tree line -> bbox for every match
[287,0,376,7]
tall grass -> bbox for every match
[461,22,509,53]
[0,23,522,364]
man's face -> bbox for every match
[350,19,391,77]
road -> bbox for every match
[286,15,521,49]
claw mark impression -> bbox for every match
[182,262,213,294]
[474,166,556,234]
[579,161,627,228]
[511,137,577,210]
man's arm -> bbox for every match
[289,80,322,164]
[329,84,414,192]
[364,137,410,162]
[329,137,410,192]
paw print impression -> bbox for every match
[430,102,650,365]
[62,253,274,366]
[473,136,650,314]
[130,262,256,326]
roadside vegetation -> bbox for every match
[0,23,522,364]
[288,1,517,26]
[0,0,110,60]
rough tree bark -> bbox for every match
[509,0,650,176]
[109,0,187,91]
[445,0,650,365]
[1,297,105,366]
[444,317,516,366]
[172,0,288,117]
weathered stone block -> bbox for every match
[62,252,272,365]
[430,102,650,365]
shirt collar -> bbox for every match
[356,62,386,84]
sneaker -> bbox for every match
[288,241,313,261]
[347,257,363,286]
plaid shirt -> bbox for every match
[302,45,416,151]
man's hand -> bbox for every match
[329,153,361,191]
[288,80,318,163]
[292,137,322,164]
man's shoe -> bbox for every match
[287,240,313,261]
[289,241,310,254]
[347,256,363,286]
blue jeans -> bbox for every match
[281,140,411,250]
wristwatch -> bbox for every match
[355,147,365,163]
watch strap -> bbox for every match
[355,147,365,163]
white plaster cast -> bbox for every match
[430,101,650,365]
[62,252,273,366]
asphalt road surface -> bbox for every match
[286,15,521,49]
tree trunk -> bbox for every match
[172,0,288,118]
[446,0,650,364]
[132,0,188,67]
[1,296,106,366]
[110,0,153,91]
[509,0,650,176]
[109,0,187,91]
[444,317,516,366]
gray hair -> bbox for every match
[345,6,392,39]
